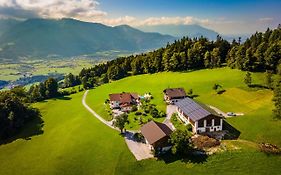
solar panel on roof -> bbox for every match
[175,97,213,121]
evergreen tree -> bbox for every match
[272,76,281,119]
[44,78,58,98]
[265,70,273,89]
[244,72,252,87]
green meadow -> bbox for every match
[0,58,98,81]
[86,68,281,146]
[0,68,280,175]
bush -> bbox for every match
[131,105,138,112]
[259,143,281,155]
[135,111,142,115]
[186,124,193,132]
[192,135,220,150]
[142,113,147,116]
[150,108,160,118]
[133,132,145,142]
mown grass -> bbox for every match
[86,67,281,146]
[0,68,280,175]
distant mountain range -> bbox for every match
[0,18,174,59]
[0,18,249,60]
[138,24,219,40]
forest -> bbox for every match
[79,26,281,87]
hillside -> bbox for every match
[0,18,175,59]
[0,19,21,36]
[0,69,280,175]
[138,24,219,40]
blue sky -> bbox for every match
[0,0,280,34]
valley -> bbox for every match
[0,58,102,89]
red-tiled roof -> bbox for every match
[109,92,138,104]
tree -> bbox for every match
[212,84,222,91]
[64,73,80,88]
[169,129,193,155]
[0,91,41,139]
[204,51,211,68]
[244,72,252,87]
[44,78,58,98]
[210,48,221,67]
[187,89,193,97]
[113,114,129,133]
[265,70,273,89]
[272,76,281,119]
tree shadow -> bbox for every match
[222,121,241,140]
[217,89,226,94]
[248,84,269,90]
[188,94,200,99]
[156,150,208,164]
[55,96,72,100]
[0,115,44,145]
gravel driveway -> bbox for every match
[124,132,154,161]
[164,105,177,131]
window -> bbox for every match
[207,119,212,126]
[214,118,221,126]
[198,120,204,127]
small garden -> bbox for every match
[125,99,166,130]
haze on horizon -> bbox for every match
[0,0,280,35]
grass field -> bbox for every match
[86,68,281,146]
[0,58,99,81]
[0,68,280,175]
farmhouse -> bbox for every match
[163,88,187,104]
[109,92,140,112]
[141,121,172,150]
[175,98,223,134]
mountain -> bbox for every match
[0,19,21,36]
[0,18,175,59]
[138,24,219,40]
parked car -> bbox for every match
[227,112,236,116]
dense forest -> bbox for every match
[78,26,281,88]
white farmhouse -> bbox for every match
[175,98,223,134]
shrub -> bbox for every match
[133,132,145,142]
[259,143,281,155]
[131,105,138,112]
[186,124,193,132]
[135,111,142,115]
[192,135,220,150]
[104,99,109,104]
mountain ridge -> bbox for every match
[0,18,175,59]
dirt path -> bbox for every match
[82,90,117,131]
[82,90,154,160]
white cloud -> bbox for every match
[0,0,107,20]
[97,16,210,27]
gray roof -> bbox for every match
[174,98,220,121]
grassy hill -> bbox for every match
[86,68,281,146]
[0,68,280,175]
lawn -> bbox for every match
[0,90,280,174]
[86,67,281,146]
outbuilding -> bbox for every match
[141,121,173,150]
